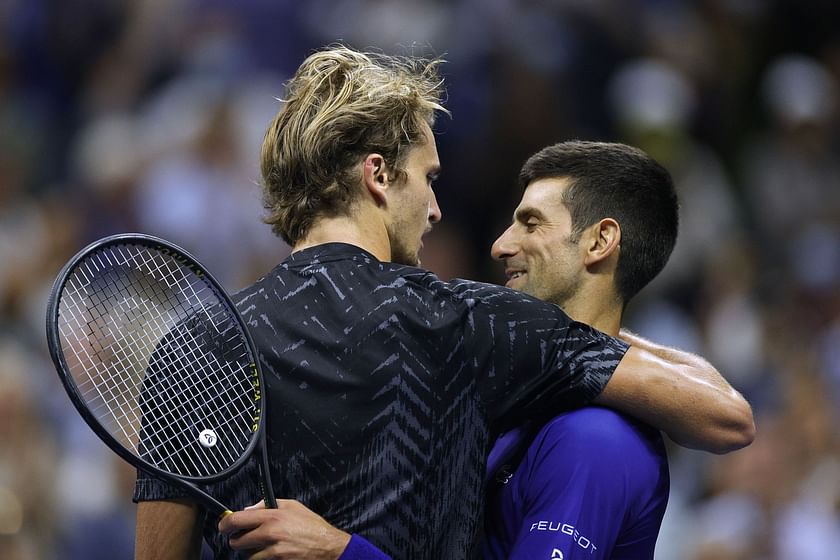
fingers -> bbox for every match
[219,499,300,533]
[219,508,263,535]
[218,500,297,550]
[217,500,352,560]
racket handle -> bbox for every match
[199,492,234,521]
[258,440,278,509]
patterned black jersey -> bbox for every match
[134,243,629,559]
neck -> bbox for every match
[559,284,623,336]
[293,210,391,262]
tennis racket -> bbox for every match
[45,232,276,519]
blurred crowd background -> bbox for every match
[1,0,839,558]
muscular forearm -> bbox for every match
[135,500,203,560]
[594,329,755,454]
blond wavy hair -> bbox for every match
[260,45,447,245]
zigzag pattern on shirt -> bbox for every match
[137,244,627,559]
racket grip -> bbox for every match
[201,494,234,522]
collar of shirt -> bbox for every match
[284,243,379,267]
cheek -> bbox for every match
[542,249,574,278]
[531,244,557,265]
[415,191,432,223]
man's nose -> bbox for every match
[490,227,516,261]
[428,191,442,224]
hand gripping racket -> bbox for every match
[45,233,277,519]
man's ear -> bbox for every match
[583,218,621,267]
[362,154,390,206]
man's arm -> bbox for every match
[594,329,755,454]
[135,499,203,560]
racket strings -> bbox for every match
[87,291,254,477]
[138,322,256,474]
[72,249,253,476]
[56,243,259,478]
[61,262,186,436]
[59,254,191,434]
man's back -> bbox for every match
[143,243,626,558]
[484,407,669,559]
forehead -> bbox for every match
[407,121,440,167]
[515,177,572,216]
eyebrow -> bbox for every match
[513,206,544,224]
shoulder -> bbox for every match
[529,407,665,469]
[429,278,579,327]
[403,273,518,302]
[383,270,560,319]
[519,408,668,509]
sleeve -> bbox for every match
[337,534,393,560]
[452,280,629,430]
[133,472,190,502]
[505,408,664,560]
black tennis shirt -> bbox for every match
[134,242,629,559]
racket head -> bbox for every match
[46,233,269,501]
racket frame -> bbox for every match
[45,232,276,518]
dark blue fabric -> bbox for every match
[483,407,669,559]
[338,534,392,560]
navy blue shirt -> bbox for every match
[134,243,629,559]
[483,407,670,559]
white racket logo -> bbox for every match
[199,429,218,448]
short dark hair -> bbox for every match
[518,141,679,303]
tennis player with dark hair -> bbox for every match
[134,45,754,559]
[483,140,687,559]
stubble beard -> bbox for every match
[393,253,420,266]
[528,263,582,309]
[390,237,420,266]
[389,219,425,266]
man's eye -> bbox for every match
[525,222,538,232]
